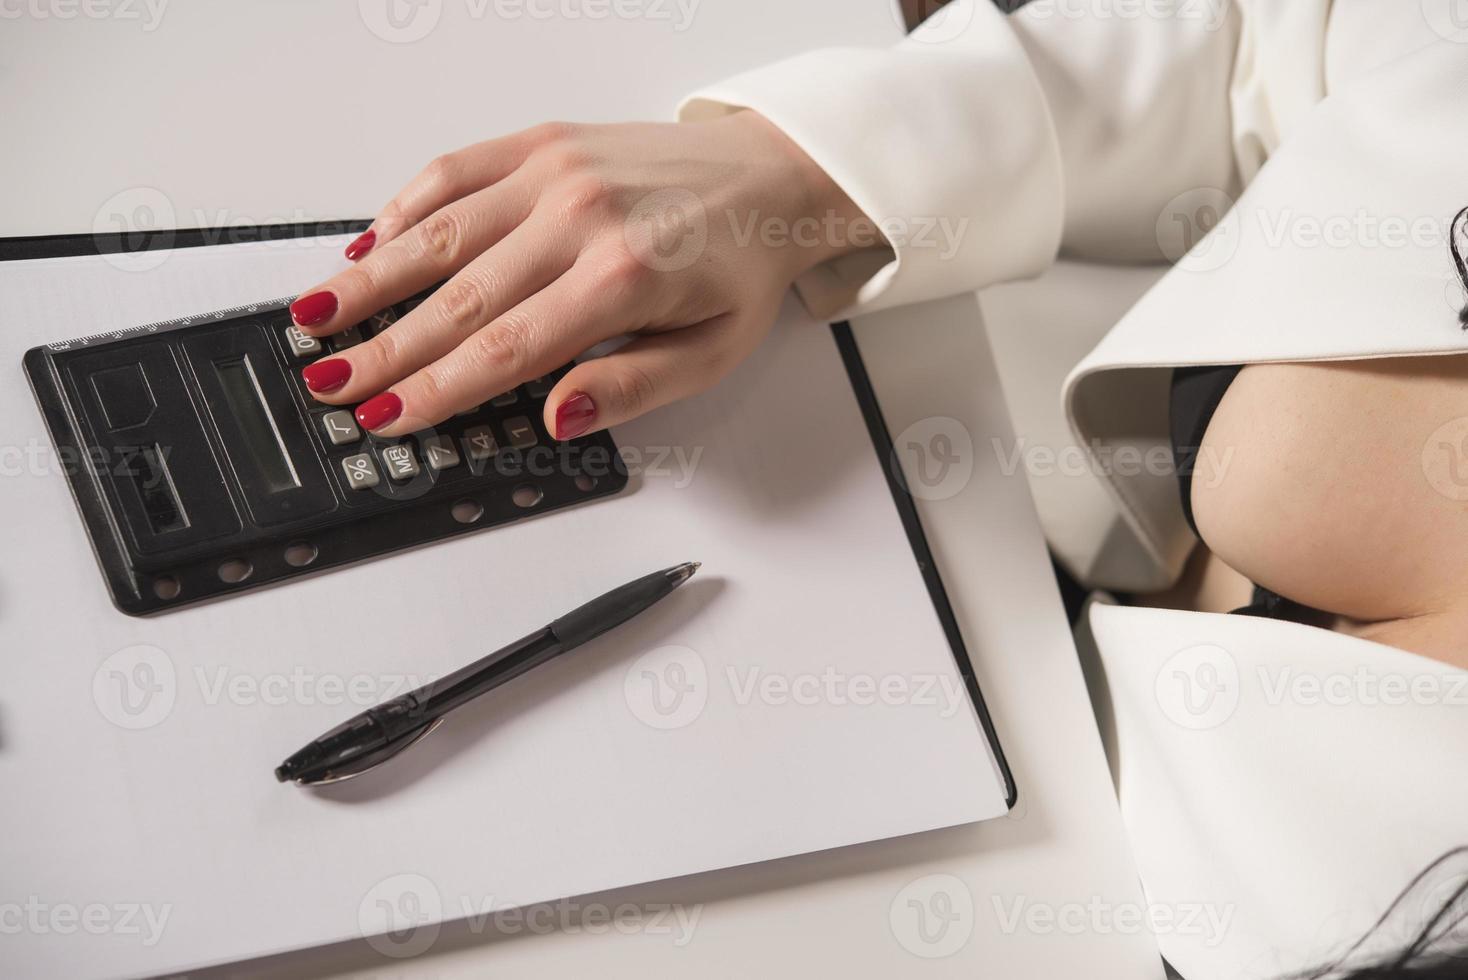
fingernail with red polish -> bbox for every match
[555,391,597,440]
[344,229,376,262]
[356,391,403,431]
[301,358,352,394]
[290,291,338,327]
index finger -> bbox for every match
[343,122,575,261]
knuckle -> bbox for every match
[420,153,459,193]
[414,209,463,265]
[413,362,454,410]
[609,362,658,417]
[531,139,592,180]
[472,316,530,375]
[335,264,376,298]
[594,245,650,295]
[551,173,610,221]
[376,198,409,230]
[528,120,576,147]
[361,330,401,374]
[438,274,490,328]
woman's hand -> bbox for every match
[292,112,871,439]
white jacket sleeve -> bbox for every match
[680,0,1273,320]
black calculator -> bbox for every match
[24,289,627,615]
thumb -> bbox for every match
[543,314,756,439]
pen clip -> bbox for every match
[296,715,445,786]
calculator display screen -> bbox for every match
[214,355,301,495]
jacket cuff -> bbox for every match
[678,2,1062,320]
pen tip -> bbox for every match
[666,561,701,586]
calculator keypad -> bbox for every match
[463,425,498,460]
[280,288,573,507]
[502,416,538,451]
[341,453,380,490]
[421,434,461,471]
[321,410,360,446]
[330,325,366,351]
[365,310,396,336]
[284,325,322,358]
[380,444,421,482]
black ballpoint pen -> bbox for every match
[275,561,701,786]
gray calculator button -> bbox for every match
[455,404,481,417]
[341,453,380,490]
[366,310,397,336]
[321,410,361,446]
[380,443,421,481]
[464,425,498,460]
[526,376,553,398]
[284,326,322,358]
[503,416,538,450]
[332,325,366,350]
[422,434,461,471]
[490,390,518,407]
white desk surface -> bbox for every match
[1,3,1163,977]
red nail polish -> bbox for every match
[302,358,352,393]
[555,391,597,440]
[356,391,403,431]
[344,229,376,262]
[290,291,338,327]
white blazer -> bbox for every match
[680,3,1468,977]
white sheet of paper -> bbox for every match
[0,236,1008,979]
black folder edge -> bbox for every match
[2,218,1017,810]
[832,326,1016,809]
